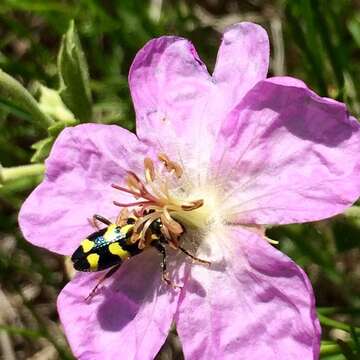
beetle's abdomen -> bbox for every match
[71,224,140,272]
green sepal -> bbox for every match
[31,137,54,163]
[58,20,92,122]
[30,118,78,163]
[38,85,76,123]
[31,84,79,163]
[48,118,77,137]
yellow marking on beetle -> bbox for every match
[108,242,130,260]
[103,224,117,241]
[87,253,100,270]
[151,234,159,241]
[120,224,134,235]
[103,224,134,242]
[81,239,95,253]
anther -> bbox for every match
[171,162,183,178]
[158,153,170,164]
[181,199,204,211]
[158,153,183,178]
[161,211,183,235]
[144,157,155,183]
[126,172,145,194]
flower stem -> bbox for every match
[0,164,45,185]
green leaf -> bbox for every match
[348,15,360,48]
[337,339,357,360]
[0,69,53,129]
[333,209,360,251]
[0,324,46,340]
[350,326,360,355]
[58,20,92,122]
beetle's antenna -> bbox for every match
[93,214,112,226]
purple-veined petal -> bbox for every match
[211,76,360,225]
[58,250,181,360]
[176,226,320,360]
[19,124,149,255]
[213,22,269,110]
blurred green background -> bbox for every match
[0,0,359,359]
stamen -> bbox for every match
[133,211,159,234]
[146,177,168,203]
[265,237,279,245]
[126,172,146,194]
[158,153,183,178]
[112,181,158,203]
[162,207,183,235]
[144,157,155,183]
[112,153,205,250]
[111,183,141,197]
[181,199,204,211]
[160,223,171,239]
[139,216,158,246]
[115,208,129,225]
[158,153,170,165]
[113,200,153,208]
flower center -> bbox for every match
[112,153,209,248]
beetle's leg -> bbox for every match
[85,264,121,302]
[151,240,181,288]
[177,246,211,266]
[151,240,170,285]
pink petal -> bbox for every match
[176,227,320,360]
[58,250,180,360]
[213,22,269,110]
[129,36,214,159]
[129,23,269,171]
[18,124,149,255]
[212,76,360,224]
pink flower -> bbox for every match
[19,22,360,360]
